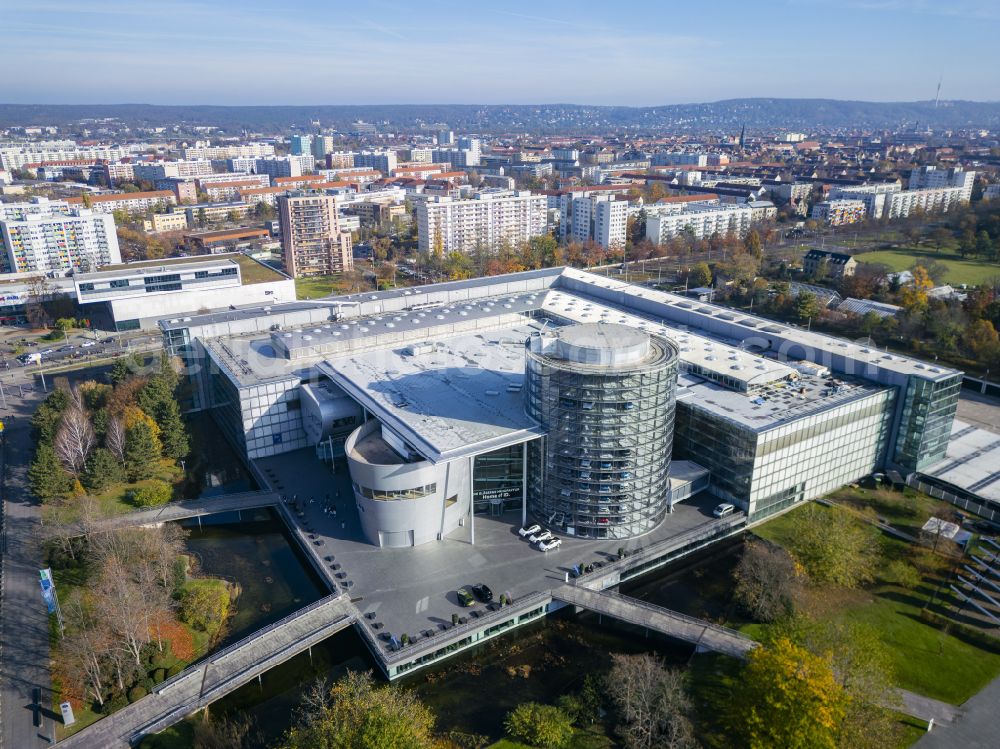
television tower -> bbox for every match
[934,76,942,108]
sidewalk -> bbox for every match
[913,673,1000,748]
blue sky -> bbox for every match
[2,0,998,105]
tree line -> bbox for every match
[29,353,189,504]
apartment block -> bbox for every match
[354,150,397,174]
[133,160,215,181]
[646,203,753,244]
[568,195,627,249]
[417,191,547,254]
[67,190,177,215]
[290,134,313,156]
[183,143,276,160]
[908,166,975,203]
[278,193,353,277]
[811,199,867,226]
[0,199,121,274]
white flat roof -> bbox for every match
[318,322,546,463]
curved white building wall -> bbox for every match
[345,421,470,547]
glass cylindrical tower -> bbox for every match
[524,323,678,540]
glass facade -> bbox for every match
[893,373,961,472]
[674,388,895,521]
[525,332,678,539]
[203,347,307,460]
[473,443,524,513]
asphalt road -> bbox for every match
[0,384,56,748]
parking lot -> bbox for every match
[255,448,726,644]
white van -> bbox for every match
[713,503,735,518]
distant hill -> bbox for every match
[1,99,999,134]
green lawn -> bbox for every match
[294,274,354,299]
[750,502,1000,704]
[855,246,1000,286]
[827,485,959,538]
[43,459,185,524]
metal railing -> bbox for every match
[909,475,1000,524]
[154,591,346,695]
[571,513,747,586]
[363,591,552,666]
[580,588,753,643]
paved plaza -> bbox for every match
[255,448,725,643]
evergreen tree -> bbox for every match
[82,448,124,493]
[31,389,71,445]
[124,421,161,482]
[29,443,72,499]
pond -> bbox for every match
[179,508,328,647]
[151,521,745,747]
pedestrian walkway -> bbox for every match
[58,594,356,748]
[552,585,756,659]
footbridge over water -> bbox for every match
[74,491,282,536]
[552,585,756,659]
[58,594,357,748]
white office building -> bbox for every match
[417,191,548,254]
[74,254,295,331]
[0,198,120,275]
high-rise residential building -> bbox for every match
[255,156,313,180]
[417,191,547,254]
[290,134,313,156]
[651,151,709,167]
[278,193,353,277]
[311,135,335,160]
[0,198,121,274]
[908,166,976,203]
[354,150,397,174]
[828,183,901,220]
[458,137,481,163]
[551,186,634,242]
[437,129,454,146]
[568,195,627,249]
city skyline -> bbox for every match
[3,0,1000,106]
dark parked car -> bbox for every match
[471,583,493,603]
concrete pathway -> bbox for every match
[897,688,962,725]
[912,674,1000,747]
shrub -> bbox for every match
[505,702,574,748]
[130,480,172,507]
[152,668,167,684]
[127,685,148,703]
[179,582,232,635]
[882,559,923,589]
